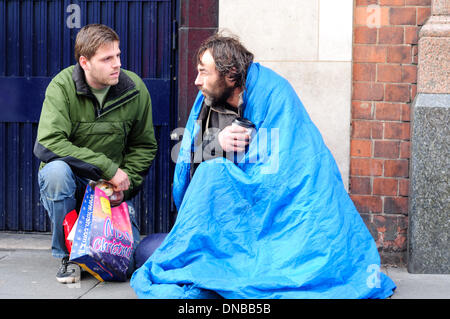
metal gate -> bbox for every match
[0,0,176,234]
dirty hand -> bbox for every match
[108,168,130,192]
[218,125,250,152]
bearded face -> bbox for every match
[195,49,235,106]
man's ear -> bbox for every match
[224,75,235,87]
[225,67,238,87]
[79,56,89,71]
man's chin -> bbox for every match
[106,78,119,86]
[204,96,214,106]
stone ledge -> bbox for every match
[413,93,450,108]
[419,15,450,37]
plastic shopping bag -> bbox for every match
[63,209,78,254]
[69,183,133,281]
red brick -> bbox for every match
[353,63,376,81]
[374,140,400,158]
[351,195,383,213]
[352,101,373,119]
[401,65,417,83]
[372,122,384,138]
[352,120,371,138]
[384,196,409,214]
[405,26,419,44]
[384,122,410,139]
[377,64,402,82]
[374,215,408,250]
[356,0,379,6]
[355,6,390,27]
[373,178,398,195]
[387,46,412,63]
[400,141,410,158]
[417,7,431,25]
[375,102,402,120]
[379,27,404,44]
[401,104,410,121]
[353,82,384,101]
[379,0,405,5]
[352,120,384,139]
[354,45,386,63]
[350,177,372,195]
[385,83,411,102]
[390,7,416,25]
[405,0,431,5]
[384,159,409,177]
[350,158,384,176]
[355,26,378,44]
[351,139,372,157]
[399,179,409,196]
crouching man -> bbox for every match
[34,24,157,283]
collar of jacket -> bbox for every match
[72,63,136,101]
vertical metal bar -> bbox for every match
[160,125,170,232]
[0,123,5,230]
[141,1,150,78]
[149,2,157,77]
[101,0,114,29]
[32,123,48,232]
[130,1,140,75]
[0,1,5,76]
[22,0,33,77]
[63,0,74,68]
[7,0,19,76]
[157,1,170,78]
[115,1,128,70]
[6,123,19,230]
[35,0,48,76]
[21,123,33,231]
[88,0,100,23]
[48,0,62,76]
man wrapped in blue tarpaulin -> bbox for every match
[131,33,396,299]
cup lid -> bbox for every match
[232,117,255,129]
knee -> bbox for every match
[38,161,76,200]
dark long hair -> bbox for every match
[196,32,254,89]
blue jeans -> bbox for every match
[38,160,140,276]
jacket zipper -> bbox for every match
[97,90,139,119]
[122,122,128,157]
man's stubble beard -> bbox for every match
[203,77,234,107]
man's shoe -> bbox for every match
[56,256,81,284]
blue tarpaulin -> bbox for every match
[131,63,396,298]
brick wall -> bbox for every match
[351,0,431,265]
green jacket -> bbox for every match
[34,64,158,200]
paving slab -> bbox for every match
[386,267,450,299]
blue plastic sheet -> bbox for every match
[131,63,396,298]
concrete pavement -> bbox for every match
[0,232,449,299]
[0,232,136,299]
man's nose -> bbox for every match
[113,56,121,68]
[194,73,202,87]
